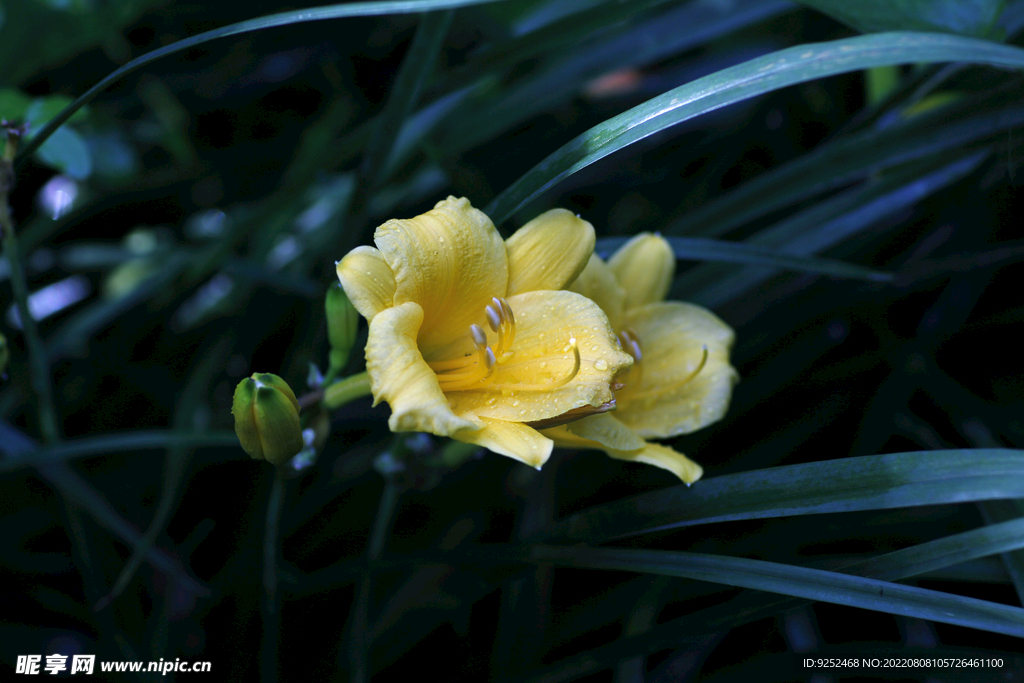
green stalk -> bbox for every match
[324,372,372,409]
[0,131,59,443]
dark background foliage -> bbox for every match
[2,0,1023,681]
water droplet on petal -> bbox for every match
[594,359,608,371]
[512,400,520,407]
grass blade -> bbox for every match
[545,449,1024,543]
[0,429,240,472]
[524,518,1024,682]
[361,10,454,190]
[443,0,790,157]
[532,546,1024,638]
[596,236,894,281]
[666,99,1024,239]
[679,151,987,306]
[17,0,504,162]
[485,31,1024,225]
[0,421,210,599]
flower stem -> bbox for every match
[261,468,287,681]
[323,371,371,409]
[347,478,402,683]
[0,129,59,443]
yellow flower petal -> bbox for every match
[336,246,396,321]
[608,233,675,309]
[447,290,633,423]
[606,442,703,484]
[505,209,595,296]
[617,301,738,438]
[568,254,626,330]
[538,423,598,449]
[365,301,481,436]
[565,413,646,451]
[374,196,508,356]
[451,417,553,469]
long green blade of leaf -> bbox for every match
[0,429,241,473]
[532,546,1024,638]
[485,31,1024,225]
[0,421,210,597]
[545,449,1024,543]
[596,236,894,281]
[524,517,1024,683]
[445,0,790,158]
[680,151,987,306]
[361,10,453,189]
[666,99,1024,239]
[17,0,503,162]
[796,0,1005,37]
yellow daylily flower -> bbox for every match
[336,196,633,469]
[540,233,739,484]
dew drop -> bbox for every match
[590,345,600,352]
[594,359,608,371]
[540,362,547,369]
[519,409,527,416]
[512,400,520,407]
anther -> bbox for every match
[620,329,642,362]
[499,298,515,326]
[485,305,501,332]
[485,347,496,369]
[470,324,487,348]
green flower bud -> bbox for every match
[325,283,359,373]
[0,332,8,376]
[232,373,303,465]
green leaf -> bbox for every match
[25,94,87,125]
[545,449,1024,543]
[524,518,1024,682]
[796,0,1005,37]
[485,32,1024,226]
[665,97,1024,239]
[0,429,241,472]
[16,0,507,163]
[361,9,454,189]
[34,125,91,179]
[0,0,167,86]
[677,151,987,306]
[441,0,791,158]
[596,236,893,282]
[531,546,1024,638]
[0,88,32,120]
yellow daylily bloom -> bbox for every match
[336,197,633,469]
[541,233,739,484]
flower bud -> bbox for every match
[232,373,303,465]
[325,283,359,373]
[0,332,8,376]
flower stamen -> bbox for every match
[476,338,580,392]
[626,343,709,400]
[428,299,580,393]
[434,324,495,390]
